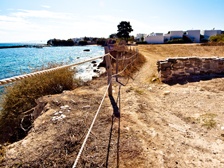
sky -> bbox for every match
[0,0,224,43]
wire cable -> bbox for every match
[72,79,112,168]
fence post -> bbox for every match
[105,47,113,96]
[116,53,119,82]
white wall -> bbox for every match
[170,31,183,39]
[164,34,171,42]
[136,34,147,40]
[150,32,163,36]
[202,30,222,40]
[186,30,200,43]
[145,35,164,44]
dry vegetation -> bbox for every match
[1,44,224,167]
[0,66,79,144]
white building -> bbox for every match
[150,32,163,36]
[136,33,147,41]
[201,30,222,40]
[170,31,184,39]
[186,30,200,43]
[145,34,164,44]
[164,34,171,42]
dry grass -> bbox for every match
[0,66,79,144]
[138,44,224,81]
[0,145,6,163]
[139,44,224,58]
[110,46,146,78]
[198,113,217,129]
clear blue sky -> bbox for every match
[0,0,223,42]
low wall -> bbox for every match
[157,57,224,84]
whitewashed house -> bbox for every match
[186,30,200,43]
[136,33,147,41]
[150,32,163,36]
[170,31,184,39]
[164,34,171,42]
[201,30,222,40]
[145,33,164,44]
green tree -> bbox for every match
[109,33,117,38]
[209,34,224,42]
[116,21,133,41]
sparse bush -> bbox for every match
[0,66,78,143]
[0,145,5,162]
[78,41,88,45]
[110,47,146,78]
[167,38,185,44]
[149,73,161,83]
[136,41,148,44]
[209,34,224,43]
[198,113,217,129]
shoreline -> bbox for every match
[0,43,101,49]
[0,44,47,49]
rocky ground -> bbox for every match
[1,44,224,167]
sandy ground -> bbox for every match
[1,44,224,167]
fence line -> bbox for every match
[72,79,112,168]
[109,52,137,61]
[0,54,109,86]
[112,55,138,77]
[72,47,139,167]
[1,45,139,167]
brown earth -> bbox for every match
[1,44,224,167]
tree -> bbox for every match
[116,21,133,41]
[109,33,117,38]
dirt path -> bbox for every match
[1,44,224,167]
[116,44,224,167]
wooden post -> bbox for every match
[116,53,119,82]
[105,47,112,96]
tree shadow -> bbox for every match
[106,91,121,167]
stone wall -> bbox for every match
[157,57,224,84]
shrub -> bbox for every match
[183,35,193,43]
[209,34,224,43]
[110,46,146,77]
[78,41,88,45]
[0,66,77,143]
[96,39,107,46]
[167,38,185,44]
[136,41,148,44]
[199,113,217,129]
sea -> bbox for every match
[0,43,105,94]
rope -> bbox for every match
[0,54,110,86]
[72,79,112,168]
[112,56,138,77]
[108,53,137,61]
[72,49,138,166]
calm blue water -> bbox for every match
[0,44,104,80]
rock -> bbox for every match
[60,105,70,110]
[151,78,157,82]
[60,114,66,119]
[91,61,97,64]
[83,49,90,52]
[163,90,171,95]
[82,105,91,109]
